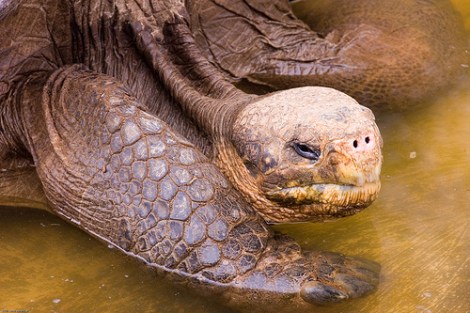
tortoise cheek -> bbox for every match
[259,151,278,173]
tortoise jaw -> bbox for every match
[264,181,381,220]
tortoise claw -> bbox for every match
[304,254,380,304]
[300,281,348,304]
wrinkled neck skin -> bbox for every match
[214,137,278,222]
[188,0,468,109]
[69,0,254,156]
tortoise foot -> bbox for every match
[301,252,380,304]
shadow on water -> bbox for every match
[1,1,470,312]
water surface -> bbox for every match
[1,1,470,312]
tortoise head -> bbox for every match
[218,86,382,223]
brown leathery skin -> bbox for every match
[0,0,382,306]
[188,0,468,109]
[18,66,378,307]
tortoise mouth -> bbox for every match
[265,181,381,208]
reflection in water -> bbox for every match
[1,1,470,312]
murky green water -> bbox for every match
[1,1,470,312]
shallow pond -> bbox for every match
[1,1,470,312]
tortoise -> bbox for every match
[0,0,460,309]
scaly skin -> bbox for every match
[0,0,382,306]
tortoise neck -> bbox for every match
[124,3,256,141]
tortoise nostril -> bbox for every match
[353,137,371,149]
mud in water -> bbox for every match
[1,1,470,312]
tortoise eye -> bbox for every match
[292,142,321,161]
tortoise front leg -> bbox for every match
[17,65,378,308]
